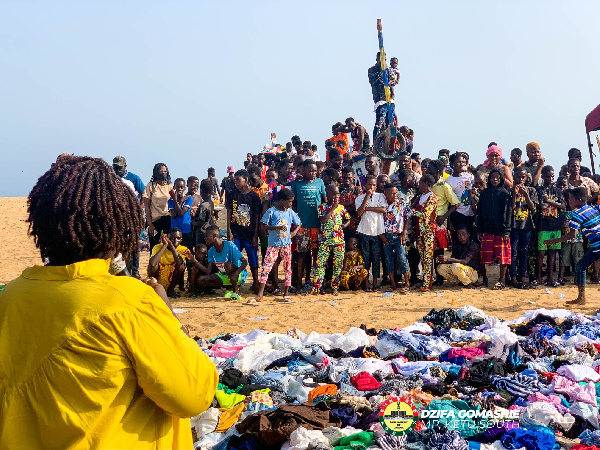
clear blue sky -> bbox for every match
[2,1,600,196]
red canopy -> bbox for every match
[586,104,600,133]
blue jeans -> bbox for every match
[383,234,409,275]
[510,229,532,280]
[360,234,381,278]
[575,249,600,287]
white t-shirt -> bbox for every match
[445,172,474,216]
[121,178,136,194]
[355,192,387,236]
[305,152,321,162]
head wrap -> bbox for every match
[484,145,502,166]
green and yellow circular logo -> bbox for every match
[379,397,418,436]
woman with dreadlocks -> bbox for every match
[143,162,174,248]
[0,156,218,449]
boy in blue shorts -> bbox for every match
[197,225,249,300]
[543,187,600,305]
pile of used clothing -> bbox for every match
[192,306,600,450]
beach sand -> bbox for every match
[2,196,598,340]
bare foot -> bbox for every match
[566,298,586,305]
[464,283,474,289]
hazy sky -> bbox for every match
[2,1,600,196]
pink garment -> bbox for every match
[527,392,569,414]
[550,375,597,407]
[448,346,486,360]
[210,342,247,359]
[483,145,503,166]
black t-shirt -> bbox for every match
[452,240,481,271]
[225,189,262,241]
[511,186,538,230]
[536,184,565,231]
[221,177,236,197]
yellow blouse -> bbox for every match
[0,259,218,449]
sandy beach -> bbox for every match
[2,196,598,340]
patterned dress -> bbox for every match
[313,204,350,291]
[412,192,438,288]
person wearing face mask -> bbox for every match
[143,163,174,249]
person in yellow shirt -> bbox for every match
[0,155,218,450]
[148,228,188,298]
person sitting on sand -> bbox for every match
[543,187,600,305]
[340,237,369,290]
[188,243,218,295]
[0,156,217,449]
[148,227,188,298]
[196,225,248,301]
[436,225,480,288]
[250,188,301,304]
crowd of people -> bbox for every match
[116,131,600,307]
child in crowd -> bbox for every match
[382,184,411,292]
[471,171,488,284]
[252,188,301,303]
[321,168,339,187]
[339,166,363,239]
[248,165,269,202]
[436,225,480,288]
[327,148,344,177]
[340,237,369,290]
[313,184,351,295]
[558,190,584,283]
[185,176,202,222]
[510,148,523,172]
[535,165,565,287]
[188,243,216,295]
[427,159,459,284]
[510,166,537,289]
[226,169,262,294]
[524,142,545,186]
[291,160,327,291]
[376,174,390,193]
[316,161,326,178]
[148,228,187,298]
[192,180,215,246]
[477,167,512,290]
[543,187,600,305]
[360,154,379,189]
[196,225,248,300]
[356,174,387,291]
[168,178,194,250]
[411,174,438,291]
[202,167,221,201]
[446,152,474,240]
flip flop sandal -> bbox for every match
[244,299,261,306]
[229,293,243,301]
[493,282,505,290]
[271,288,282,295]
[276,296,292,303]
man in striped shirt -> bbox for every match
[543,187,600,305]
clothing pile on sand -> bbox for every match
[192,306,600,450]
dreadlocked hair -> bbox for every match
[27,155,144,266]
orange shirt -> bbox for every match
[326,133,349,160]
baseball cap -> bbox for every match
[113,156,126,166]
[227,165,235,173]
